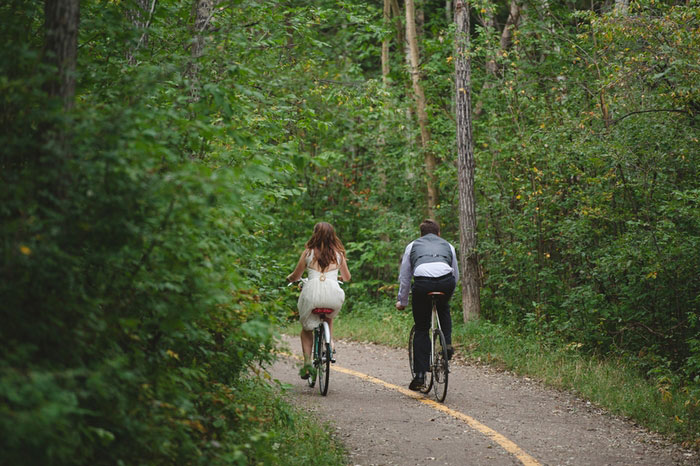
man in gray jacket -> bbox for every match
[396,219,459,390]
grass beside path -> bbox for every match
[322,297,700,450]
[233,376,346,465]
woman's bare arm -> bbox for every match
[339,254,351,282]
[286,250,308,282]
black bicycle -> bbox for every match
[408,291,449,402]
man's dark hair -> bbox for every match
[419,219,440,236]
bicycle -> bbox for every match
[288,279,338,396]
[306,307,334,396]
[408,291,449,402]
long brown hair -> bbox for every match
[305,222,346,271]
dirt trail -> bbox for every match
[269,335,697,466]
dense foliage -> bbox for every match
[0,0,344,463]
[263,0,700,436]
[1,0,698,462]
[264,0,700,388]
[471,0,700,381]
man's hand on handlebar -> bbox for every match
[395,301,406,310]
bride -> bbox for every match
[287,222,351,379]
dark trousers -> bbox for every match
[412,274,455,373]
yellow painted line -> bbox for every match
[280,352,541,466]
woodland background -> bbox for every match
[1,0,699,463]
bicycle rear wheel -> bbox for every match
[318,324,331,396]
[432,329,449,402]
[409,325,432,393]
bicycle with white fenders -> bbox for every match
[288,279,340,396]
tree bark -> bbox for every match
[454,0,481,321]
[405,0,438,219]
[500,0,521,52]
[381,0,391,83]
[44,0,80,111]
[389,0,404,52]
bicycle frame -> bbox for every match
[428,297,442,371]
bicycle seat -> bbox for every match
[312,308,334,315]
[427,291,445,296]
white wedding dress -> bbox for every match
[298,250,345,331]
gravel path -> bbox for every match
[269,335,698,466]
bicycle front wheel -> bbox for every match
[432,329,449,402]
[318,325,331,396]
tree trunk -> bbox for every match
[454,0,481,321]
[126,0,157,65]
[187,0,214,102]
[405,0,438,219]
[389,0,404,52]
[378,0,392,192]
[381,0,391,83]
[44,0,80,111]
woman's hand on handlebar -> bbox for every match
[287,278,307,289]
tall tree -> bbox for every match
[42,0,79,168]
[382,0,391,82]
[454,0,480,321]
[44,0,79,111]
[390,0,404,51]
[405,0,438,218]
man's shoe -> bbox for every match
[408,374,425,391]
[446,345,454,360]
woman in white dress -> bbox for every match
[287,222,351,379]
